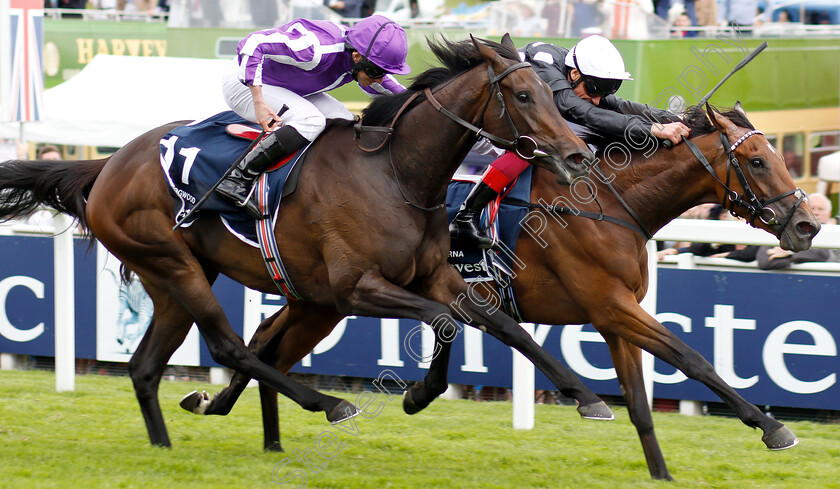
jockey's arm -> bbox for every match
[554,88,654,144]
[602,95,679,125]
[360,74,406,96]
[248,84,283,132]
[601,95,690,145]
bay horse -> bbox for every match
[192,103,819,480]
[0,35,609,448]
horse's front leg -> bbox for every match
[602,332,672,480]
[403,325,455,415]
[594,295,798,451]
[421,266,613,420]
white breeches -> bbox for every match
[222,70,354,142]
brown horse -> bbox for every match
[193,103,819,480]
[0,35,609,448]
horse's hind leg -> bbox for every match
[182,307,288,416]
[254,304,345,449]
[602,332,672,480]
[128,283,195,447]
[182,301,345,451]
[125,252,353,426]
[258,384,283,452]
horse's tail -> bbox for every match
[0,157,108,232]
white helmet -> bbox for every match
[564,35,633,81]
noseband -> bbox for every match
[683,130,806,238]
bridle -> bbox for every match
[682,129,806,238]
[423,62,548,160]
[355,59,547,161]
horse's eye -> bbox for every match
[750,157,764,169]
[516,91,531,103]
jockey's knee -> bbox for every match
[488,152,530,177]
[289,113,327,142]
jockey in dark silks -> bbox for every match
[450,35,691,249]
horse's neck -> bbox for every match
[532,132,725,236]
[605,132,727,234]
[391,76,489,204]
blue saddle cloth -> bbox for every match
[445,165,532,281]
[159,111,304,245]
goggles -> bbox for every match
[351,57,388,81]
[582,76,622,97]
[361,59,387,79]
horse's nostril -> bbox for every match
[566,152,590,167]
[796,220,818,238]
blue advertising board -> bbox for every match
[0,235,836,410]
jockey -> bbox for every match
[450,35,691,249]
[218,15,410,217]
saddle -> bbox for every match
[159,111,308,244]
[446,167,533,320]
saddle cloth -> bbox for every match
[159,111,306,246]
[446,165,532,282]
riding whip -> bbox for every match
[662,41,768,149]
[697,41,767,107]
[172,105,289,230]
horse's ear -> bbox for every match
[470,34,482,54]
[704,102,715,123]
[500,33,516,52]
[706,102,736,134]
[733,100,747,117]
[471,34,500,65]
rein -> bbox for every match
[354,61,545,159]
[505,127,804,241]
[500,157,651,239]
[352,57,545,212]
[682,131,805,238]
[501,196,650,237]
[423,63,548,160]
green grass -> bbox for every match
[1,370,838,489]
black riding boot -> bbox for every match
[216,125,309,218]
[449,181,500,249]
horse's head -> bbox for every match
[472,34,593,185]
[706,102,819,251]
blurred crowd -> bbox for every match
[41,0,840,35]
[45,0,169,15]
[658,195,840,270]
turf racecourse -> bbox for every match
[0,371,838,489]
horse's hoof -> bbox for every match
[327,400,360,424]
[179,390,211,415]
[403,388,423,415]
[577,401,614,421]
[762,426,799,450]
[264,442,284,453]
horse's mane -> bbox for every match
[682,104,755,137]
[601,104,758,190]
[361,36,519,126]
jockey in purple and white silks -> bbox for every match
[217,15,411,218]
